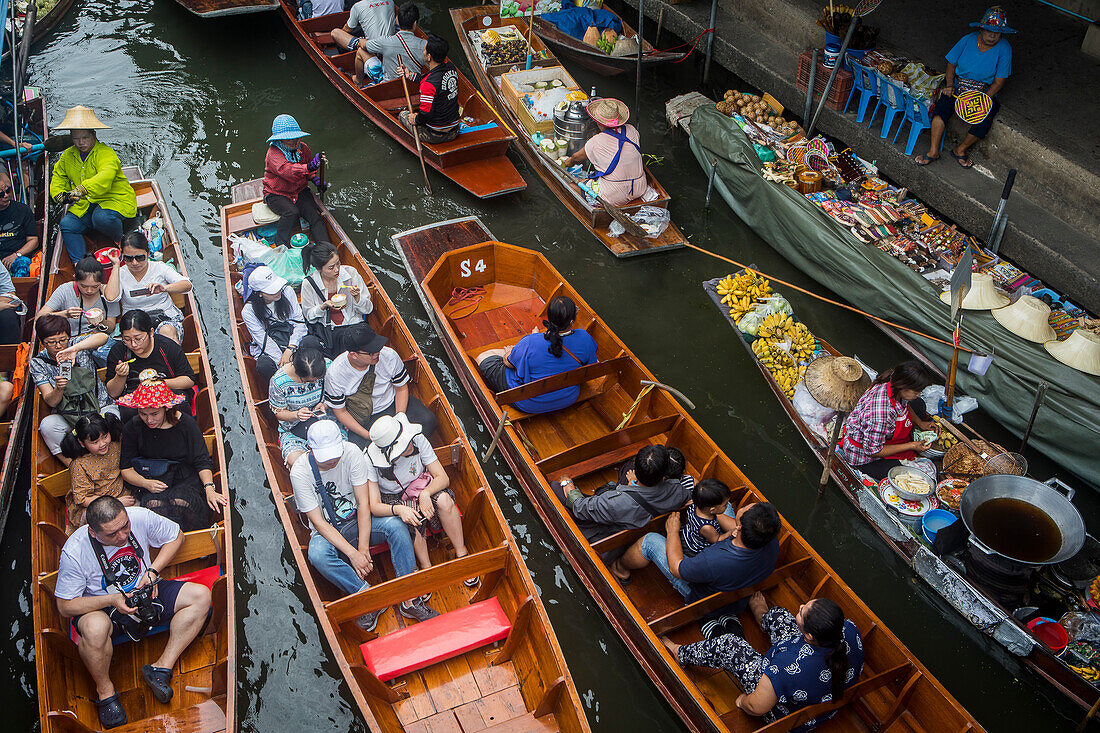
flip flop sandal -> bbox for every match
[463,576,480,588]
[950,150,973,168]
[913,154,939,166]
[141,664,175,704]
[95,692,128,729]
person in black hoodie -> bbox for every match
[396,34,460,144]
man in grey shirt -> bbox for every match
[359,2,427,84]
[330,0,396,83]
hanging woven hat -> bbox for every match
[586,98,630,127]
[1045,330,1100,376]
[54,105,110,131]
[115,378,186,409]
[804,355,871,412]
[992,295,1056,343]
[939,271,1009,311]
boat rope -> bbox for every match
[475,89,519,139]
[616,383,654,431]
[444,286,485,320]
[647,27,714,62]
[682,241,977,354]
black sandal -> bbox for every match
[95,692,128,729]
[141,664,174,704]
[949,150,973,169]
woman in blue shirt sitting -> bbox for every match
[916,6,1014,169]
[476,295,597,414]
[663,593,864,730]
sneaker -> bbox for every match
[356,609,384,632]
[417,591,432,603]
[400,599,440,622]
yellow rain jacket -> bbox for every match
[49,141,137,219]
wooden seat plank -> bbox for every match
[535,414,679,477]
[494,356,629,407]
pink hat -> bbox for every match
[115,379,186,410]
[586,97,630,127]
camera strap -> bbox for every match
[89,532,146,593]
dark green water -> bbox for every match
[2,1,1094,730]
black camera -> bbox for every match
[125,582,161,627]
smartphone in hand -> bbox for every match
[129,288,151,297]
[59,360,72,380]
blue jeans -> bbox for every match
[642,504,738,600]
[60,204,125,263]
[306,514,417,597]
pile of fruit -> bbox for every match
[752,339,806,398]
[716,270,772,322]
[501,0,561,19]
[716,90,800,135]
[1071,665,1100,685]
[929,416,958,450]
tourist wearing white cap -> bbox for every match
[241,265,318,384]
[366,413,475,585]
[289,420,438,630]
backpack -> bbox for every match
[55,364,101,427]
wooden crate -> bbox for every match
[796,50,854,112]
[501,66,581,136]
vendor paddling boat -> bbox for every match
[703,269,1100,713]
[394,216,982,733]
[221,181,588,732]
[277,1,526,199]
[31,171,236,733]
[530,5,685,76]
[171,0,279,18]
[451,5,685,258]
[0,94,50,537]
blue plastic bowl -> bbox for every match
[922,509,958,544]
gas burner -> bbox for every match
[963,543,1035,608]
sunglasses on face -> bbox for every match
[0,188,11,198]
[122,254,147,263]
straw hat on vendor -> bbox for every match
[914,6,1014,169]
[560,98,650,207]
[49,106,137,264]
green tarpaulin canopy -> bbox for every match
[689,104,1100,491]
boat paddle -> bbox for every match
[400,55,432,196]
[317,152,326,202]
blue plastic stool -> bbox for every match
[895,90,933,155]
[868,76,908,141]
[844,61,879,123]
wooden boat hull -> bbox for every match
[394,217,983,733]
[30,0,79,45]
[0,95,50,538]
[531,12,684,76]
[31,173,236,733]
[222,183,588,732]
[451,5,685,258]
[702,273,1100,713]
[172,0,279,17]
[278,1,526,199]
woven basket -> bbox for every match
[942,440,1005,478]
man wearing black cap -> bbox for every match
[323,323,438,448]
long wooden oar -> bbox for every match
[400,56,432,196]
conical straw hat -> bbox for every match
[54,105,110,131]
[1045,329,1100,376]
[992,295,1056,343]
[939,271,1009,310]
[804,355,871,412]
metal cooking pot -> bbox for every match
[960,475,1085,565]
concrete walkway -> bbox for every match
[614,0,1100,313]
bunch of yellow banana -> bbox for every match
[753,338,807,398]
[717,272,772,321]
[772,363,808,399]
[758,312,794,341]
[1071,665,1100,682]
[788,322,817,362]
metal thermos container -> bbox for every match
[553,100,594,157]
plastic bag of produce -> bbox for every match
[757,295,792,318]
[738,310,765,336]
[793,381,836,429]
[608,206,670,239]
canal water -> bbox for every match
[2,1,1094,730]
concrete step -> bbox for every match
[614,0,1100,313]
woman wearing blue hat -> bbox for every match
[915,6,1014,169]
[262,114,331,248]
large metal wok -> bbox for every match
[960,475,1085,565]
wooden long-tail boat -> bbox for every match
[451,5,685,258]
[531,6,685,76]
[702,270,1100,714]
[394,216,983,733]
[31,171,236,733]
[0,94,50,536]
[220,180,588,732]
[170,0,279,18]
[277,1,526,199]
[19,0,80,47]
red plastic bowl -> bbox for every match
[1028,618,1069,654]
[94,247,121,278]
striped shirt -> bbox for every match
[323,346,409,415]
[680,503,722,555]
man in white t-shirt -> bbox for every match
[324,324,438,449]
[54,497,213,730]
[289,421,436,630]
[330,0,396,78]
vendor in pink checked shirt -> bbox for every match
[837,362,940,481]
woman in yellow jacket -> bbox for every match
[49,106,136,263]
